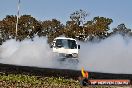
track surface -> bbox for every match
[0,63,132,80]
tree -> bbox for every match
[84,16,113,41]
[64,10,88,40]
[18,15,42,40]
[40,19,64,36]
[40,19,64,43]
[0,15,17,41]
[0,15,42,42]
[111,23,132,36]
[70,9,88,26]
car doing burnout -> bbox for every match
[51,37,80,59]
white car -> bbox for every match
[51,37,80,59]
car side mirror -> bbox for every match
[50,43,53,48]
[50,45,53,48]
[78,45,80,49]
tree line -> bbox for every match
[0,9,131,45]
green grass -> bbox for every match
[0,73,130,88]
[0,73,80,88]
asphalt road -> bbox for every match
[0,63,132,80]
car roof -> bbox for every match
[54,37,76,41]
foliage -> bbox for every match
[64,10,88,41]
[0,73,128,88]
[0,10,132,45]
[0,15,42,42]
[70,9,88,26]
[0,15,16,41]
[83,16,113,41]
[40,19,64,43]
[111,23,132,36]
[65,21,81,39]
[0,73,80,88]
[18,15,42,41]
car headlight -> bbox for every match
[72,53,78,58]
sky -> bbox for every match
[0,0,132,29]
[0,0,132,73]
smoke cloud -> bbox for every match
[0,35,132,74]
[0,37,56,68]
[78,35,132,74]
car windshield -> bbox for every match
[55,39,77,49]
